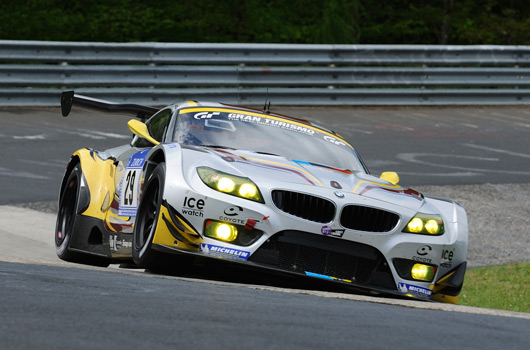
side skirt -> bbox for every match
[68,214,133,260]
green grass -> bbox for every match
[458,261,530,313]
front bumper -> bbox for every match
[151,181,467,303]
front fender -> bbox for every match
[142,143,184,196]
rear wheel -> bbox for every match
[55,164,110,267]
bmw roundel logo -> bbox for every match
[334,191,345,198]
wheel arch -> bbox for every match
[59,155,81,202]
[144,148,166,183]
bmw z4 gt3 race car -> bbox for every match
[56,91,468,303]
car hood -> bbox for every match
[183,147,424,211]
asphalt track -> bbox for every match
[1,106,530,349]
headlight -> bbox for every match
[197,167,264,203]
[403,214,444,235]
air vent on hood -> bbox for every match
[271,190,335,223]
[340,205,399,232]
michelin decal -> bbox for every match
[200,243,250,260]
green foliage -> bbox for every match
[0,0,530,44]
[459,261,530,313]
[360,1,442,44]
[0,0,360,43]
[451,0,530,44]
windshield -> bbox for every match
[171,108,367,173]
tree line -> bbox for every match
[1,0,529,44]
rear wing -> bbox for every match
[61,91,159,121]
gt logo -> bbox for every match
[323,136,346,146]
[194,112,220,120]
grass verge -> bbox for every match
[459,261,530,313]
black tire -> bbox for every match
[55,163,110,267]
[132,163,168,269]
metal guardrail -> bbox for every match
[4,65,530,87]
[2,40,530,106]
[3,40,530,65]
[4,88,530,106]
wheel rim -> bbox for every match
[135,180,159,256]
[56,176,78,247]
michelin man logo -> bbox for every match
[398,283,408,293]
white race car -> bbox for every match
[56,91,468,303]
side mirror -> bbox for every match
[128,119,159,146]
[380,171,400,185]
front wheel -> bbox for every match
[132,163,167,269]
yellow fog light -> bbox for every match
[407,218,424,233]
[205,221,238,242]
[411,263,435,282]
[216,224,236,240]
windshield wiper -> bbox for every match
[199,144,236,150]
[253,151,281,157]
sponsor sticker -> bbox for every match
[227,113,315,136]
[224,205,243,216]
[118,149,149,217]
[200,243,250,260]
[413,245,434,262]
[194,111,220,120]
[440,248,455,268]
[109,235,132,252]
[182,196,206,217]
[416,245,432,256]
[218,216,245,225]
[330,229,345,237]
[398,282,433,298]
[441,248,454,261]
[323,135,346,146]
[321,225,345,237]
[412,256,433,263]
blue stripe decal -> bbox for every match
[305,271,334,280]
